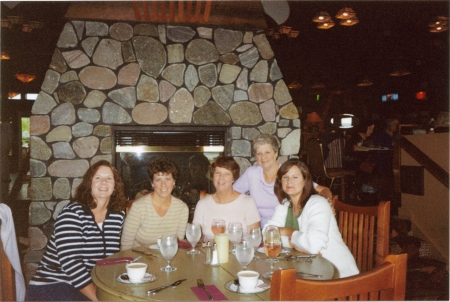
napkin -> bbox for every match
[96,257,134,266]
[191,285,228,301]
[178,239,192,249]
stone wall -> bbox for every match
[25,21,299,281]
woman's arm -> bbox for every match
[80,283,98,301]
[120,203,142,250]
[233,168,251,194]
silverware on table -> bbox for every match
[147,279,186,294]
[131,249,158,257]
[197,279,214,300]
[129,256,142,263]
[296,271,323,278]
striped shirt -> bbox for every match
[120,194,188,250]
[29,202,125,290]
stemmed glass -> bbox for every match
[263,226,281,279]
[235,240,254,270]
[211,218,226,235]
[160,234,178,272]
[228,222,243,254]
[246,226,262,259]
[185,223,202,254]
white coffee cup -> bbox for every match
[126,262,148,282]
[237,270,260,290]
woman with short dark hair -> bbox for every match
[193,155,261,240]
[121,156,188,250]
[26,160,127,301]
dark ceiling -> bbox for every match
[1,1,449,117]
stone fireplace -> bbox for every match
[25,20,300,280]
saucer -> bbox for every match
[224,279,269,294]
[149,244,159,250]
[117,273,158,284]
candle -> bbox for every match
[214,233,229,264]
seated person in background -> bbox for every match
[345,119,377,174]
[193,155,261,240]
[26,160,127,301]
[234,133,334,228]
[374,118,399,174]
[264,159,359,278]
[121,156,188,250]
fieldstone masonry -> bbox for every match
[25,21,300,281]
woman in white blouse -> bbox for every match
[265,159,359,278]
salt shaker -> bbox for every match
[205,241,212,264]
[210,243,219,266]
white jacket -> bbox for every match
[1,203,26,301]
[265,195,359,278]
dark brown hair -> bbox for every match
[274,159,317,208]
[147,156,179,181]
[211,155,240,181]
[73,160,127,212]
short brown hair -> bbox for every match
[147,156,179,181]
[274,159,316,208]
[73,160,127,212]
[211,155,240,181]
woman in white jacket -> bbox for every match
[265,159,359,278]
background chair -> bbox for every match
[270,253,407,301]
[334,196,390,272]
[304,138,355,200]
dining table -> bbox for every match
[92,241,337,301]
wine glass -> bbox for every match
[160,234,178,272]
[227,222,243,254]
[246,226,262,259]
[235,241,254,270]
[185,223,202,254]
[263,226,281,279]
[211,218,226,236]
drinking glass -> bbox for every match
[228,222,243,254]
[263,226,281,279]
[211,218,226,235]
[246,226,262,259]
[235,241,254,270]
[160,234,178,272]
[185,223,202,254]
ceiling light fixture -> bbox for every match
[1,52,10,60]
[340,17,359,26]
[429,16,448,32]
[389,68,411,77]
[311,82,326,89]
[336,7,356,19]
[266,25,300,39]
[15,73,36,83]
[317,21,335,29]
[288,80,302,89]
[312,11,332,22]
[357,78,373,87]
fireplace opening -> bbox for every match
[112,126,227,208]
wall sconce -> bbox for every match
[15,73,37,83]
[266,25,300,39]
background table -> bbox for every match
[92,243,336,301]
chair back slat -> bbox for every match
[334,197,390,272]
[270,254,407,301]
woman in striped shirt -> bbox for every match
[121,156,189,250]
[26,160,127,301]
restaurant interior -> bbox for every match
[0,1,448,300]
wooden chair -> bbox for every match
[334,196,390,272]
[270,254,407,301]
[0,220,16,302]
[304,138,355,199]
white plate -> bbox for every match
[149,244,159,250]
[116,273,158,284]
[225,279,269,294]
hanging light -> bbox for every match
[340,16,359,26]
[311,82,326,89]
[317,20,335,29]
[288,80,302,89]
[429,16,448,32]
[15,73,36,83]
[21,23,33,33]
[7,15,24,25]
[1,19,12,28]
[312,11,332,22]
[265,28,275,36]
[357,78,373,87]
[429,25,448,33]
[279,25,292,34]
[389,67,411,77]
[28,21,43,29]
[289,30,300,38]
[336,7,356,19]
[1,52,10,60]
